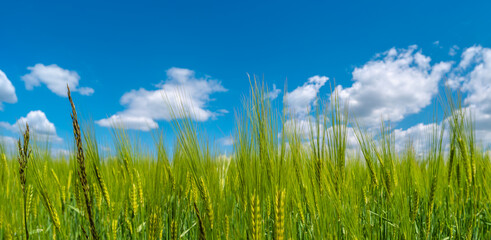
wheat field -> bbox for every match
[0,83,490,239]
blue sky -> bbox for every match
[1,0,491,153]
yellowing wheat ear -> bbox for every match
[251,193,262,240]
[111,220,118,240]
[130,183,138,215]
[225,215,230,240]
[275,190,285,240]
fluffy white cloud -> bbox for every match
[0,70,18,110]
[96,67,227,131]
[448,46,491,147]
[281,76,328,141]
[0,110,62,142]
[458,46,484,69]
[337,45,452,126]
[21,64,94,97]
[284,75,328,116]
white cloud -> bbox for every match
[447,46,485,89]
[78,87,95,96]
[52,148,71,157]
[337,45,452,126]
[96,67,227,131]
[447,46,491,147]
[267,84,282,100]
[283,118,320,137]
[0,136,16,149]
[284,75,328,116]
[96,115,158,131]
[449,45,460,56]
[0,110,62,142]
[21,64,94,97]
[281,75,329,142]
[0,70,18,110]
[282,118,358,151]
[393,122,442,153]
[458,46,483,69]
[218,136,234,146]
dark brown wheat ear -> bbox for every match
[68,85,99,240]
[17,123,30,240]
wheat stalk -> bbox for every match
[67,85,99,240]
[17,123,31,240]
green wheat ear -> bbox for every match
[198,177,214,230]
[170,219,178,240]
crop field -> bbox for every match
[0,84,490,239]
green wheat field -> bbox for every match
[1,83,490,239]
